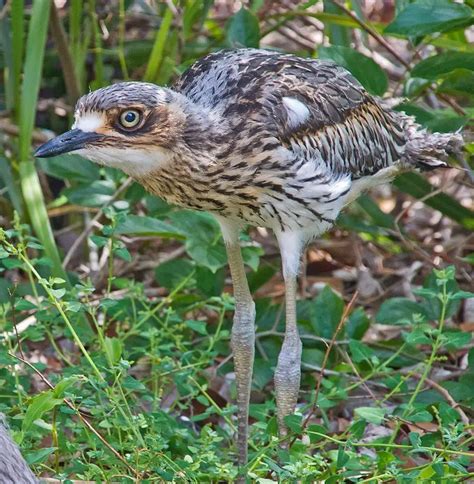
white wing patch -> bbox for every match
[73,112,104,132]
[282,97,310,129]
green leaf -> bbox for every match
[226,8,260,48]
[394,173,474,230]
[169,211,227,272]
[38,154,100,183]
[53,376,80,398]
[63,181,115,207]
[155,259,195,290]
[307,424,328,443]
[0,156,23,215]
[20,391,63,443]
[385,0,473,37]
[345,307,370,340]
[195,265,225,297]
[376,298,429,325]
[104,337,122,365]
[406,410,433,423]
[15,299,37,311]
[309,285,344,338]
[318,46,388,95]
[241,245,263,272]
[443,331,471,350]
[114,247,132,262]
[115,214,184,238]
[439,70,474,97]
[25,447,57,465]
[185,320,208,336]
[349,340,375,363]
[283,414,303,434]
[355,406,386,424]
[412,52,474,80]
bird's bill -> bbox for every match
[34,129,104,158]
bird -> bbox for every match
[35,48,462,470]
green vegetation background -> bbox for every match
[0,0,473,481]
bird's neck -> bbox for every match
[133,89,226,207]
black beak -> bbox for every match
[34,129,104,158]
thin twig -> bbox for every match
[294,291,359,444]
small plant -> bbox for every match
[1,224,473,481]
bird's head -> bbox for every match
[35,82,189,177]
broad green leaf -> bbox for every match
[226,8,260,48]
[63,181,115,207]
[406,410,433,423]
[323,0,350,47]
[155,259,195,290]
[385,0,473,37]
[20,391,63,443]
[25,447,57,465]
[439,70,474,97]
[345,307,370,340]
[115,214,184,238]
[283,414,303,434]
[53,376,80,398]
[302,348,325,367]
[38,154,100,183]
[356,194,395,229]
[376,298,429,325]
[355,406,386,424]
[318,46,388,96]
[307,423,329,444]
[185,319,208,335]
[394,173,474,230]
[443,331,472,350]
[195,265,225,297]
[309,285,344,338]
[241,245,263,272]
[104,337,122,365]
[169,211,227,272]
[349,340,375,363]
[412,52,474,80]
[396,103,469,133]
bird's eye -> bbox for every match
[119,110,141,129]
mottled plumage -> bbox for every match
[35,48,462,471]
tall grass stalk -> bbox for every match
[144,6,173,83]
[18,0,67,281]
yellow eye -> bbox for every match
[119,110,141,129]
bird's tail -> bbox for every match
[394,111,464,171]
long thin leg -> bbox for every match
[217,218,255,469]
[274,232,304,440]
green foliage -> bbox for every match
[385,0,473,37]
[0,0,473,481]
[319,46,388,95]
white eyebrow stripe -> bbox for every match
[73,113,105,132]
[282,96,310,129]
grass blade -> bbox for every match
[18,0,66,280]
[144,6,173,83]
